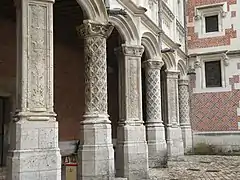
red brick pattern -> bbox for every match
[187,0,237,49]
[190,75,240,131]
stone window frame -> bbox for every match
[193,54,231,93]
[194,3,227,38]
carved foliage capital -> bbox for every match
[121,45,144,57]
[77,21,114,38]
[144,60,164,70]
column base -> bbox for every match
[78,118,115,180]
[181,124,193,154]
[166,125,184,157]
[146,125,167,168]
[7,120,61,180]
[116,124,149,179]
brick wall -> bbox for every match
[187,0,237,49]
[189,73,240,131]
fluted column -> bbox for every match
[165,70,184,157]
[115,44,149,179]
[178,79,193,153]
[76,21,115,180]
[144,59,167,167]
[8,1,61,179]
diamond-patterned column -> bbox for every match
[165,70,184,157]
[76,21,115,180]
[8,1,61,179]
[178,79,193,153]
[115,45,149,179]
[144,59,167,167]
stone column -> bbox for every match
[8,0,61,179]
[165,70,184,157]
[76,21,115,180]
[143,59,167,168]
[115,45,149,179]
[178,79,193,153]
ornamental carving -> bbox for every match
[128,59,139,119]
[122,45,144,57]
[76,21,114,38]
[84,36,108,114]
[145,68,162,122]
[28,4,47,110]
[178,80,190,124]
[144,60,164,69]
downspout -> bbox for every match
[183,0,188,55]
[158,0,163,51]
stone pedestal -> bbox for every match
[115,45,149,179]
[178,79,193,153]
[7,1,61,179]
[143,60,167,168]
[165,70,184,157]
[76,21,115,180]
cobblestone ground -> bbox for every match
[150,155,240,180]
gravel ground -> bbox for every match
[149,155,240,180]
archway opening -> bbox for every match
[107,28,123,172]
[0,0,16,169]
[53,0,85,157]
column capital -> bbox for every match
[76,20,114,38]
[143,60,164,69]
[118,44,145,57]
[178,79,189,86]
[165,70,180,79]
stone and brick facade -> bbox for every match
[187,0,240,153]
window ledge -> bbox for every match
[193,85,232,94]
[199,31,225,38]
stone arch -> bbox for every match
[109,15,140,45]
[76,0,108,23]
[162,52,175,70]
[141,32,161,59]
[178,59,188,78]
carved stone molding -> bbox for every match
[221,53,230,66]
[143,60,164,70]
[76,20,114,38]
[121,44,145,57]
[165,70,180,79]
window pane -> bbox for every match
[205,15,219,33]
[205,61,222,87]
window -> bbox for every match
[205,61,222,87]
[205,15,219,33]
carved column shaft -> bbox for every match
[77,21,114,117]
[76,21,115,179]
[8,1,61,179]
[178,79,191,125]
[165,70,184,157]
[144,60,163,125]
[166,70,180,126]
[115,44,149,179]
[144,59,167,168]
[178,79,193,152]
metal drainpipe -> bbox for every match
[183,0,188,55]
[158,0,163,51]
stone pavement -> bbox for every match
[150,155,240,180]
[1,155,240,179]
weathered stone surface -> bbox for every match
[143,59,167,168]
[115,45,149,180]
[165,70,184,157]
[7,0,61,179]
[76,21,115,180]
[178,79,193,153]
